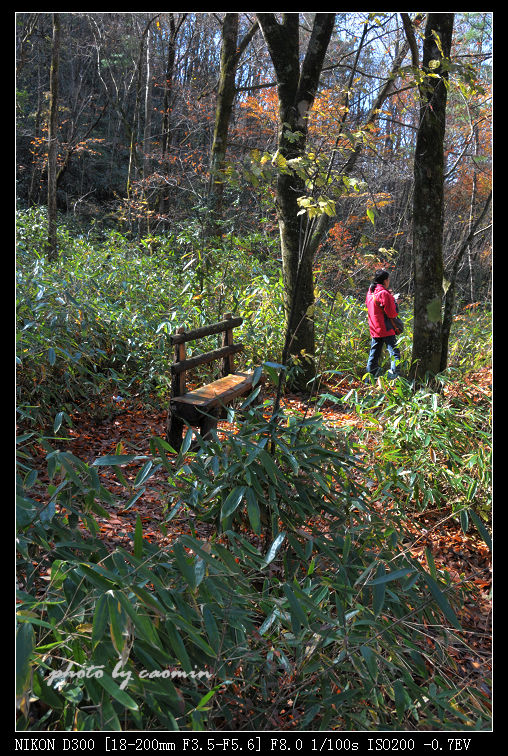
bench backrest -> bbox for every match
[170,313,244,397]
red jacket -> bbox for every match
[366,283,398,338]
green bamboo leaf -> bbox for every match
[150,436,177,468]
[172,541,196,590]
[181,427,194,454]
[17,613,57,632]
[194,556,205,587]
[425,547,437,580]
[245,487,261,535]
[259,609,279,635]
[32,671,64,710]
[92,593,109,646]
[342,533,351,562]
[367,568,415,586]
[334,593,345,626]
[239,386,261,409]
[108,593,126,656]
[252,365,263,388]
[300,703,321,728]
[466,480,477,502]
[96,671,139,711]
[166,624,192,673]
[424,574,461,629]
[393,679,406,721]
[134,514,143,559]
[129,585,166,616]
[196,685,220,711]
[277,441,300,474]
[39,499,56,524]
[100,697,122,730]
[283,583,308,632]
[116,593,159,646]
[92,454,147,466]
[360,645,378,681]
[221,486,245,520]
[262,532,286,568]
[165,501,183,522]
[372,563,386,616]
[77,564,116,590]
[203,606,220,652]
[134,460,156,487]
[53,411,64,433]
[16,622,34,697]
[123,487,146,511]
[468,509,491,552]
[259,450,279,484]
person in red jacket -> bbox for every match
[365,269,401,380]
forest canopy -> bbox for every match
[16,12,491,294]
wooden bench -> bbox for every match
[167,313,262,451]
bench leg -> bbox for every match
[167,409,184,452]
[199,408,219,441]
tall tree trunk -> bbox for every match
[125,14,159,233]
[143,24,153,183]
[410,13,454,381]
[159,14,186,218]
[46,13,60,261]
[208,13,239,231]
[28,50,43,207]
[208,14,258,233]
[466,123,480,303]
[257,13,335,389]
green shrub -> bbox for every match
[169,397,364,538]
[16,208,285,425]
[447,303,491,371]
[16,414,491,731]
[341,375,491,522]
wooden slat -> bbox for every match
[171,371,255,409]
[170,316,243,344]
[171,327,186,397]
[221,312,234,376]
[171,343,244,374]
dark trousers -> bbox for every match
[366,335,400,377]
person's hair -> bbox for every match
[369,268,390,293]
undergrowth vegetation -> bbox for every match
[16,208,492,731]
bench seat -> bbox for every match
[170,371,256,425]
[172,370,254,408]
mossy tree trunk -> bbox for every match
[257,13,335,389]
[410,13,454,381]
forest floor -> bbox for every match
[27,367,492,715]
